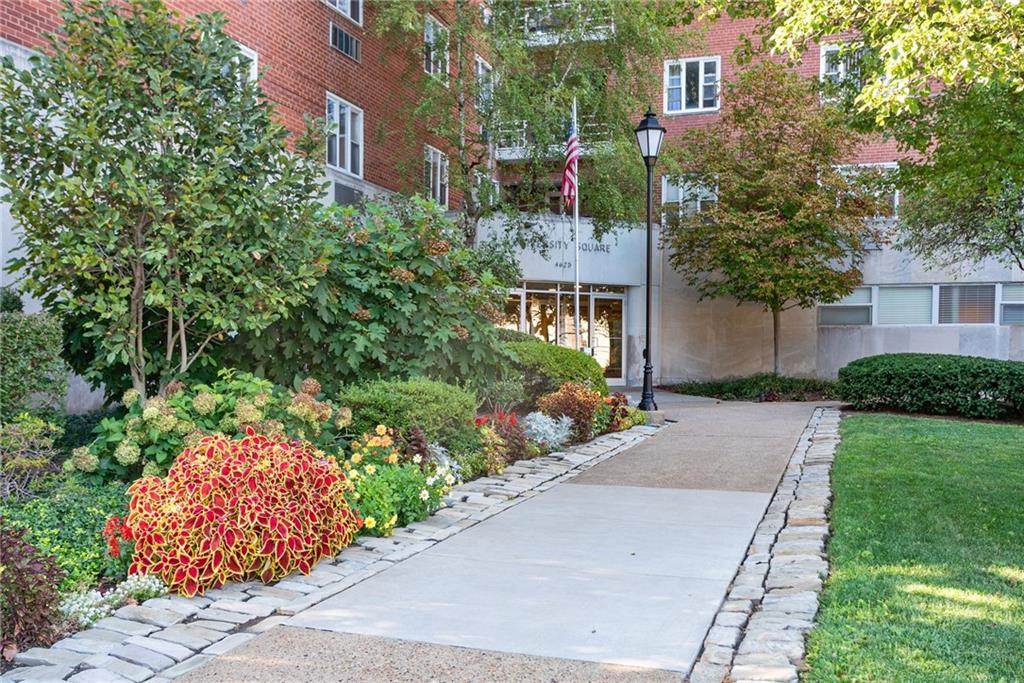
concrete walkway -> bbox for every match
[182,400,818,682]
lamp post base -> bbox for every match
[637,357,658,412]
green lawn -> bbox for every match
[804,413,1024,682]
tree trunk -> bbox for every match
[771,307,781,375]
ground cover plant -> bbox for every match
[670,374,839,402]
[838,353,1024,419]
[805,414,1024,681]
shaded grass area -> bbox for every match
[667,373,838,402]
[804,414,1024,682]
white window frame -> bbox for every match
[875,285,936,326]
[661,175,718,215]
[424,15,450,84]
[844,162,900,222]
[322,0,362,27]
[475,55,493,106]
[1000,283,1024,325]
[820,44,846,84]
[325,92,364,178]
[329,21,361,62]
[817,287,873,326]
[424,144,448,207]
[663,56,720,115]
[234,42,258,83]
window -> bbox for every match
[664,57,720,114]
[938,285,995,324]
[333,181,363,207]
[1002,284,1024,324]
[662,175,717,216]
[877,286,933,325]
[819,287,872,325]
[330,22,361,61]
[424,145,448,206]
[820,44,867,90]
[326,93,363,177]
[424,16,449,81]
[234,42,258,83]
[323,0,361,26]
[475,55,493,107]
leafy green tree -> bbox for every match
[661,62,882,374]
[372,0,700,245]
[0,0,327,403]
[223,198,515,392]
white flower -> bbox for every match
[426,475,437,485]
[419,489,429,501]
[444,473,455,486]
[413,454,422,464]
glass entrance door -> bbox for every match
[591,296,624,384]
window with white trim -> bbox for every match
[662,175,717,217]
[233,42,258,83]
[322,0,361,26]
[475,55,493,106]
[1002,284,1024,324]
[818,287,872,325]
[424,145,448,206]
[820,44,867,90]
[330,22,361,61]
[326,92,363,177]
[877,286,933,325]
[424,16,449,81]
[664,57,719,114]
[939,284,995,324]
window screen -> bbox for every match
[1000,284,1024,324]
[938,285,995,324]
[877,286,932,324]
[818,287,872,325]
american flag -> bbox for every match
[561,119,580,210]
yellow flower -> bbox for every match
[375,424,388,436]
[380,435,392,447]
[351,452,363,464]
[364,517,376,529]
[385,453,398,464]
[365,464,376,475]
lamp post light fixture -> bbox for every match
[634,107,666,412]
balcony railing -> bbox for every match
[493,120,613,161]
[522,2,614,47]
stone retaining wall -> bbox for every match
[2,425,660,683]
[689,407,840,683]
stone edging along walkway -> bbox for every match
[688,407,840,683]
[2,425,661,683]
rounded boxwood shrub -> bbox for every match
[337,377,478,454]
[505,339,609,402]
[838,353,1024,419]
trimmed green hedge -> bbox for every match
[838,353,1024,419]
[337,377,478,454]
[0,312,67,418]
[672,373,837,402]
[505,339,609,401]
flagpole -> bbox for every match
[572,97,581,352]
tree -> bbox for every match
[894,84,1024,272]
[750,0,1024,122]
[661,61,882,374]
[372,0,700,246]
[0,0,327,403]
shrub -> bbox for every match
[1,413,63,499]
[57,410,112,453]
[60,574,167,630]
[537,382,605,443]
[505,339,609,402]
[671,373,838,402]
[0,285,22,313]
[474,375,526,413]
[1,518,66,656]
[624,407,648,428]
[521,412,574,451]
[70,368,343,482]
[603,393,633,432]
[0,312,67,418]
[1,476,129,589]
[838,353,1024,419]
[345,428,454,537]
[338,377,478,454]
[126,430,361,596]
[477,425,509,475]
[224,198,514,390]
[476,410,530,462]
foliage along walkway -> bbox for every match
[1,425,660,683]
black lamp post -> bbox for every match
[634,107,666,412]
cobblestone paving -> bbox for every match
[687,408,840,683]
[1,426,659,683]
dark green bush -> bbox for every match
[672,373,838,402]
[838,353,1024,419]
[338,377,478,454]
[0,285,23,313]
[505,339,609,402]
[0,312,68,418]
[0,475,129,588]
[0,518,66,653]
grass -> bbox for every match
[668,373,838,402]
[804,414,1024,682]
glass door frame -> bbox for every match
[589,292,626,386]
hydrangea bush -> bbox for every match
[68,369,350,482]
